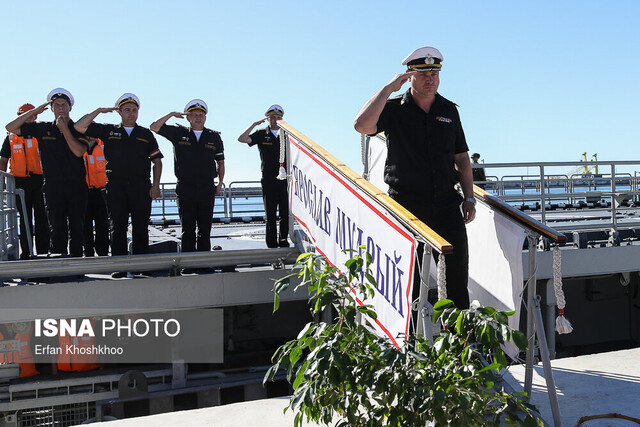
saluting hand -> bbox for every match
[98,107,119,114]
[172,112,188,118]
[252,118,267,126]
[32,101,51,115]
[385,71,416,93]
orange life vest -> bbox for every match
[8,133,43,177]
[0,328,39,377]
[57,319,101,372]
[84,139,107,189]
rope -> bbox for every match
[437,253,447,301]
[276,131,287,180]
[553,245,573,334]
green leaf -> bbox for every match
[290,347,303,366]
[272,292,280,314]
[512,330,528,350]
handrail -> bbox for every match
[0,248,299,280]
[278,121,452,254]
[473,186,566,243]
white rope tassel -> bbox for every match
[276,132,287,180]
[553,245,573,334]
[437,253,447,301]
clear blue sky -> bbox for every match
[2,0,639,183]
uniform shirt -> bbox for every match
[0,135,17,158]
[158,124,224,182]
[19,121,87,183]
[248,127,285,180]
[376,90,469,202]
[85,123,163,181]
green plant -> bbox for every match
[265,251,544,426]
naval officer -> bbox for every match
[238,105,289,248]
[74,94,163,266]
[5,89,89,258]
[354,47,475,309]
[150,99,225,254]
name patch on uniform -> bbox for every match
[136,138,149,143]
[436,116,452,123]
[179,141,191,146]
[42,136,56,141]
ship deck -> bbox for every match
[89,348,640,426]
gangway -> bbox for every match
[0,124,598,427]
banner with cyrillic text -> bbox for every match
[288,136,415,347]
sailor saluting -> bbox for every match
[354,47,475,308]
[5,88,89,258]
[150,99,225,263]
[74,93,163,275]
[237,105,290,248]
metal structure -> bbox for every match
[471,160,640,232]
[0,172,26,261]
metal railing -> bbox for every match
[153,181,264,222]
[472,161,640,233]
[0,171,23,261]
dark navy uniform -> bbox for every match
[158,124,224,252]
[84,123,163,256]
[19,121,88,257]
[376,90,470,308]
[248,127,289,248]
[0,135,49,258]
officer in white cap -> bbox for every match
[237,105,289,248]
[6,88,89,258]
[74,93,163,271]
[150,100,225,262]
[354,46,475,309]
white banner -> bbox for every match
[466,202,526,359]
[288,137,416,347]
[365,135,389,194]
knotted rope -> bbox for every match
[437,253,447,301]
[276,130,287,180]
[553,245,573,334]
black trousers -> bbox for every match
[84,187,110,256]
[261,178,289,248]
[14,175,49,259]
[43,179,88,257]
[176,181,215,252]
[106,179,151,256]
[392,194,470,309]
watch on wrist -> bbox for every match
[464,197,476,205]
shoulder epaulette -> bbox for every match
[388,94,403,104]
[437,93,460,108]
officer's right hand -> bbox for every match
[98,107,119,114]
[173,112,188,118]
[253,118,267,126]
[385,72,416,93]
